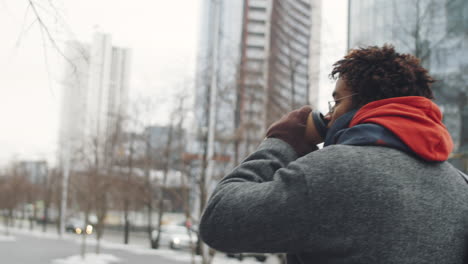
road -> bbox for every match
[0,225,279,264]
[9,219,155,247]
[0,230,192,264]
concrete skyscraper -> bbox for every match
[193,0,320,177]
[59,33,131,166]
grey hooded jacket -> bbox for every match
[199,138,468,263]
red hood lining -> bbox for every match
[349,96,453,162]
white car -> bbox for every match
[65,218,93,235]
[152,225,197,250]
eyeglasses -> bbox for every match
[328,93,358,113]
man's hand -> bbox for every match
[266,106,318,156]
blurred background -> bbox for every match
[0,0,466,264]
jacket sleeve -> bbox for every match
[199,138,313,253]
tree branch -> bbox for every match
[27,0,77,73]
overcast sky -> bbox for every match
[0,0,346,166]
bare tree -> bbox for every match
[25,179,39,230]
[70,169,93,259]
[152,94,187,249]
[122,131,137,245]
[121,95,165,249]
[110,106,143,245]
[68,126,118,257]
[17,0,80,72]
[39,167,61,233]
[0,163,31,235]
[68,143,96,259]
[391,0,467,157]
[93,109,131,254]
[391,0,462,67]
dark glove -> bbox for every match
[266,106,318,157]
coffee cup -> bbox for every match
[305,110,329,145]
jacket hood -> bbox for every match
[349,96,453,161]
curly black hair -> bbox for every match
[330,44,435,107]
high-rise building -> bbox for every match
[347,0,468,168]
[194,0,244,142]
[144,125,186,170]
[59,41,90,160]
[17,161,48,184]
[194,0,319,173]
[59,33,131,167]
[238,0,317,158]
[86,34,131,149]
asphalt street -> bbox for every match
[0,231,194,264]
[0,222,278,264]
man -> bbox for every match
[199,45,468,263]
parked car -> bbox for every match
[226,253,268,262]
[65,218,93,235]
[152,225,197,250]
